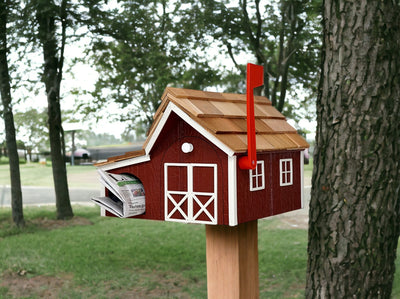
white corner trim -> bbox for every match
[300,151,304,209]
[144,102,235,157]
[228,155,238,226]
[145,103,174,155]
[98,155,151,171]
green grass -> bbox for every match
[0,163,98,188]
[0,206,307,298]
[1,206,400,298]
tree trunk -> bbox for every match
[0,0,24,227]
[306,1,400,298]
[36,0,73,219]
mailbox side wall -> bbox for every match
[270,151,302,215]
[107,112,230,224]
[105,159,163,221]
[236,150,302,224]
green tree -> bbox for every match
[79,0,221,136]
[14,108,48,159]
[306,1,400,297]
[189,0,321,121]
[33,0,73,219]
[0,0,24,227]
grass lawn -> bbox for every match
[0,163,99,189]
[0,206,308,298]
[1,206,400,298]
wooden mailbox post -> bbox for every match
[94,64,309,298]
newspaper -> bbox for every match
[91,169,145,218]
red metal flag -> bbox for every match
[238,63,264,170]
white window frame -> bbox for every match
[280,158,293,186]
[249,160,265,191]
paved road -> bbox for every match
[0,186,101,207]
[303,185,311,213]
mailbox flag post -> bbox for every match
[239,63,264,170]
[207,63,262,298]
[206,220,259,298]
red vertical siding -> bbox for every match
[270,151,302,215]
[106,112,229,225]
[236,151,302,224]
[161,113,228,225]
[236,153,273,223]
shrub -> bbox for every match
[0,156,27,165]
[0,156,9,165]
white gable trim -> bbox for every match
[228,155,238,226]
[145,102,235,157]
[98,154,151,172]
[300,150,304,209]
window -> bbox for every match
[250,160,265,191]
[280,159,293,186]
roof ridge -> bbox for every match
[164,86,271,105]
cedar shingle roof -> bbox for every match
[96,87,308,166]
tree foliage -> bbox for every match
[3,0,322,147]
[14,108,48,153]
[77,0,221,137]
[185,0,321,121]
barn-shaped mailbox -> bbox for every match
[95,86,309,226]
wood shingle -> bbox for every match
[97,87,308,165]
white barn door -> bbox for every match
[164,163,217,224]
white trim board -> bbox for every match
[300,150,305,209]
[145,102,235,157]
[98,155,151,172]
[228,155,238,226]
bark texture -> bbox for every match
[0,0,24,227]
[306,1,400,298]
[36,0,73,219]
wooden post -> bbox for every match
[206,220,259,299]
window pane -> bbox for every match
[250,160,265,191]
[258,176,263,188]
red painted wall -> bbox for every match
[236,150,302,224]
[271,151,302,215]
[106,112,230,225]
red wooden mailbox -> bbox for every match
[94,66,309,226]
[93,63,309,298]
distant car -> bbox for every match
[66,148,91,165]
[72,148,91,159]
[304,148,309,165]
